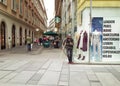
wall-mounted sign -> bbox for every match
[55,16,61,23]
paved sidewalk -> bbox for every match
[0,43,43,55]
[0,48,120,86]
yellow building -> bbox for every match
[76,0,120,63]
[77,0,120,26]
[0,0,47,50]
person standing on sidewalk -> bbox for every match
[63,34,74,64]
[26,36,32,51]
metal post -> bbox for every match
[89,0,92,63]
[90,0,92,26]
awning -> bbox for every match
[43,31,58,36]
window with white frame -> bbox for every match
[28,9,31,20]
[32,10,34,23]
[19,0,23,15]
[11,0,17,11]
[0,0,7,5]
[24,1,28,19]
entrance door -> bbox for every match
[20,27,22,45]
[29,30,30,36]
[32,31,33,43]
[1,22,6,49]
[25,29,27,44]
[12,25,16,47]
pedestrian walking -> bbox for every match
[54,36,60,48]
[63,34,74,64]
[39,37,43,45]
[26,36,32,51]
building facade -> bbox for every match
[0,0,47,50]
[55,0,62,33]
[48,18,55,31]
[76,0,120,63]
[61,0,77,39]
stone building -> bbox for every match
[0,0,47,50]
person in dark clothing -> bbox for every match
[26,36,32,51]
[39,38,43,45]
[63,34,74,64]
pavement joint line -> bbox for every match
[90,80,100,82]
[0,61,4,63]
[25,61,48,85]
[0,70,15,71]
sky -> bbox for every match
[43,0,55,25]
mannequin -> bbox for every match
[77,30,88,60]
[91,29,102,61]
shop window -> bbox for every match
[0,0,7,5]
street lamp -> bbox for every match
[36,28,39,32]
[54,28,58,32]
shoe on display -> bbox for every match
[82,56,85,60]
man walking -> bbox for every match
[63,34,74,64]
[26,36,32,51]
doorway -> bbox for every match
[12,25,16,47]
[20,27,22,45]
[25,29,27,44]
[1,21,6,50]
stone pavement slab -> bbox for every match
[96,72,120,86]
[69,71,90,86]
[0,71,12,79]
[0,48,120,86]
[90,82,102,86]
[38,70,60,85]
[9,71,36,84]
[0,83,53,86]
[0,72,18,83]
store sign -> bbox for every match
[102,17,120,61]
[55,16,61,23]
